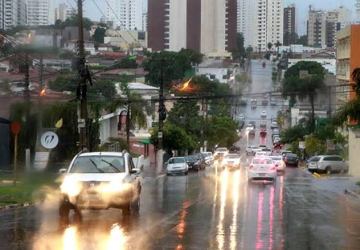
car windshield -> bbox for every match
[253,159,273,165]
[70,156,125,173]
[169,157,185,164]
[309,156,320,162]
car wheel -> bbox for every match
[325,167,332,175]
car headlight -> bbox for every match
[101,181,131,193]
[60,176,82,197]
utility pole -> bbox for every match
[77,0,89,151]
[157,59,166,173]
[38,55,43,130]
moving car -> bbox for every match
[270,121,278,129]
[185,155,205,171]
[251,99,257,109]
[261,148,272,156]
[239,113,245,121]
[260,120,267,129]
[307,155,348,174]
[222,154,241,170]
[248,157,277,182]
[249,121,256,128]
[262,99,268,106]
[284,153,299,167]
[270,100,277,106]
[214,147,229,159]
[261,110,267,119]
[59,151,142,223]
[255,151,268,157]
[201,152,214,165]
[166,157,189,175]
[259,129,267,138]
[246,145,258,156]
[270,155,286,172]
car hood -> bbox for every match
[167,163,186,169]
[64,173,127,182]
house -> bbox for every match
[195,60,234,84]
[64,40,96,55]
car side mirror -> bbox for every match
[58,168,67,174]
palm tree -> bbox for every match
[275,41,282,56]
[333,68,360,125]
[267,42,273,51]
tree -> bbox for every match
[333,68,360,126]
[143,49,203,88]
[206,116,239,149]
[59,15,93,30]
[246,46,253,56]
[305,135,326,156]
[282,61,325,132]
[117,57,138,69]
[232,33,246,60]
[274,41,282,55]
[267,42,273,51]
[297,35,308,46]
[280,125,308,144]
[93,27,107,44]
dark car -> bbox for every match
[284,153,299,167]
[186,154,206,171]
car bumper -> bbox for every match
[248,171,277,180]
[72,191,133,209]
[167,169,188,175]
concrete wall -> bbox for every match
[349,128,360,177]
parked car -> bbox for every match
[166,157,189,175]
[262,99,268,106]
[59,151,142,224]
[249,121,256,128]
[270,100,277,106]
[251,99,257,109]
[270,155,286,172]
[281,150,292,157]
[284,153,299,167]
[246,145,258,156]
[222,154,241,170]
[248,157,277,182]
[272,128,280,135]
[307,155,348,174]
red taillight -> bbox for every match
[270,165,276,170]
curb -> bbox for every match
[344,189,360,199]
[0,202,32,211]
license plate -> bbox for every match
[258,173,266,176]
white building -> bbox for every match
[195,60,234,84]
[0,0,27,30]
[356,0,360,23]
[106,0,144,31]
[54,3,75,22]
[27,0,54,26]
[238,0,283,52]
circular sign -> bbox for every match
[40,131,59,149]
[10,122,21,135]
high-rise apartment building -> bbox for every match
[27,0,54,26]
[283,4,296,45]
[356,0,360,22]
[307,6,351,48]
[238,0,283,52]
[0,0,27,30]
[106,0,144,31]
[55,3,75,22]
[148,0,237,56]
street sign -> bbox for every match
[299,141,305,149]
[10,122,21,135]
[40,131,59,149]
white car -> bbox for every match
[270,155,286,171]
[246,145,258,156]
[214,147,229,158]
[239,113,245,120]
[166,157,189,175]
[201,152,214,165]
[261,148,272,156]
[222,154,241,170]
[261,111,267,119]
[248,157,277,182]
[59,152,142,224]
[270,121,278,129]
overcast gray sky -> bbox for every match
[59,0,356,35]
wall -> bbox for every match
[349,128,360,177]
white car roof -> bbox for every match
[78,152,125,157]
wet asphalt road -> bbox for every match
[1,60,360,249]
[1,166,360,250]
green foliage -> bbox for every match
[93,27,106,44]
[280,125,308,144]
[305,135,326,156]
[151,123,196,154]
[56,15,94,30]
[297,35,308,46]
[232,33,246,60]
[143,49,203,88]
[282,61,325,132]
[206,116,239,149]
[117,57,138,69]
[267,42,273,50]
[48,75,77,92]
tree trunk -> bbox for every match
[309,94,315,132]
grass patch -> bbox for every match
[0,172,59,206]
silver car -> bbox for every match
[307,155,348,174]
